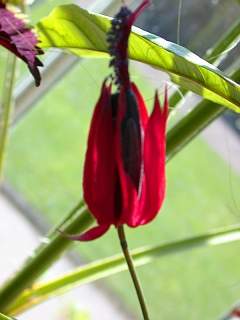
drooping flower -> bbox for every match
[0,1,43,86]
[72,0,168,241]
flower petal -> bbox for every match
[131,82,149,130]
[131,89,168,226]
[67,224,110,242]
[127,0,150,27]
[115,88,141,226]
[83,83,116,225]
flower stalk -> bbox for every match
[0,54,17,181]
[0,0,43,181]
[68,1,162,317]
[117,226,150,320]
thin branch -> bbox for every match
[118,226,150,320]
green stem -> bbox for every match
[206,18,240,65]
[177,0,183,45]
[47,200,85,239]
[0,206,93,311]
[8,224,240,315]
[0,313,15,320]
[117,226,150,320]
[0,1,26,182]
[0,55,17,182]
[23,200,85,260]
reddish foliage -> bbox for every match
[0,2,43,86]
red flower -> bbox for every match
[71,0,168,241]
[77,82,168,241]
[0,2,43,86]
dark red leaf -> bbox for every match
[0,3,43,86]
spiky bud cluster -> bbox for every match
[107,6,132,89]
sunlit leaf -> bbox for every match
[8,225,240,315]
[37,4,240,112]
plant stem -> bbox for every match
[0,206,93,311]
[117,226,150,320]
[47,200,85,239]
[0,55,17,182]
[0,313,15,320]
[7,224,240,315]
[0,0,27,184]
[177,0,182,45]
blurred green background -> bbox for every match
[2,0,240,319]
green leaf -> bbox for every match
[8,224,240,315]
[37,4,240,112]
[206,19,240,67]
[167,68,240,160]
[0,55,17,181]
[169,18,240,108]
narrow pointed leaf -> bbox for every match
[8,225,240,315]
[37,5,240,112]
[167,68,240,160]
[169,18,240,109]
[0,207,94,311]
